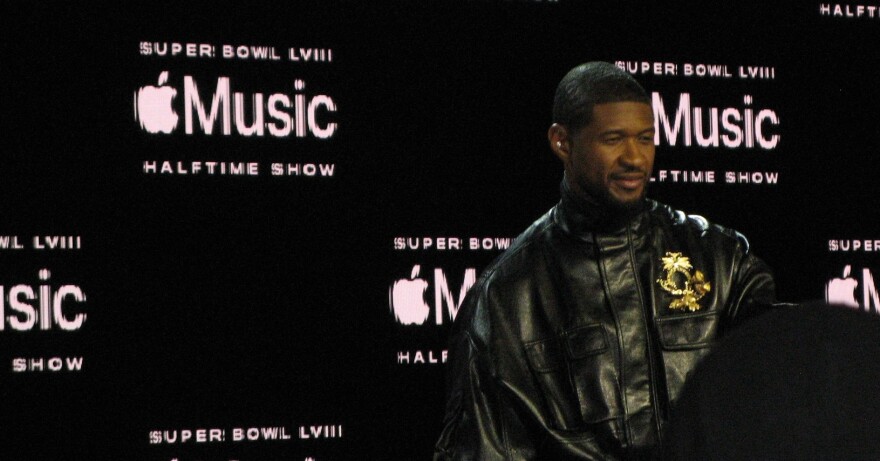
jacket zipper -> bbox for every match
[626,226,665,444]
[597,232,632,447]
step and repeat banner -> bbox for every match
[2,1,879,459]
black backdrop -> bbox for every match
[2,1,879,459]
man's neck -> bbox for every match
[560,179,646,233]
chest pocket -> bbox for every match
[656,311,720,350]
[656,311,720,400]
[524,324,616,429]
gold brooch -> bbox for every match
[657,252,711,312]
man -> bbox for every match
[434,62,776,460]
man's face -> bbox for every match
[561,102,655,210]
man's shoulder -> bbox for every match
[453,208,559,343]
[647,200,751,252]
[478,207,557,284]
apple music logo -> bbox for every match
[133,71,337,138]
[388,265,476,326]
[134,71,178,134]
[826,265,880,313]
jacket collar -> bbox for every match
[553,179,651,241]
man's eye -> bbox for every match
[639,135,654,143]
[603,137,621,144]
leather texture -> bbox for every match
[434,187,776,460]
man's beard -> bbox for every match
[604,189,647,215]
[579,179,647,218]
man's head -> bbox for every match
[548,62,655,212]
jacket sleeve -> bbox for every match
[434,285,539,461]
[725,238,778,324]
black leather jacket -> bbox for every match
[434,188,776,460]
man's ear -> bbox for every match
[548,123,570,165]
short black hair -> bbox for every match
[552,62,650,133]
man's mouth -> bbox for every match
[611,173,646,191]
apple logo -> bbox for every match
[134,71,179,134]
[389,265,431,325]
[826,265,859,307]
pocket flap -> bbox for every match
[657,313,719,350]
[564,324,608,359]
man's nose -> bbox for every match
[620,138,648,166]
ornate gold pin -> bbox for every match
[657,252,711,312]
